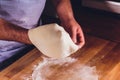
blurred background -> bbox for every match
[42,0,120,43]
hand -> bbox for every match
[61,19,85,48]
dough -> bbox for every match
[28,23,79,58]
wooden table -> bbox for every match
[0,35,120,80]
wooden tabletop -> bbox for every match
[0,35,120,80]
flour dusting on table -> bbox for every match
[31,57,99,80]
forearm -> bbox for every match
[52,0,85,47]
[0,18,31,44]
[52,0,75,23]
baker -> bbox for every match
[0,0,85,68]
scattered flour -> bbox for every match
[32,57,99,80]
[22,75,32,80]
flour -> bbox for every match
[32,57,99,80]
[22,75,32,80]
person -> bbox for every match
[0,0,85,68]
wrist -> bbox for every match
[59,12,75,23]
[12,27,32,44]
[21,29,32,44]
[60,17,77,27]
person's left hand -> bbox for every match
[61,19,85,48]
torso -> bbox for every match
[0,0,46,62]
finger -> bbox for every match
[71,28,77,43]
[76,32,85,48]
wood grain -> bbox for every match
[0,34,120,80]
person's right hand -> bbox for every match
[61,19,85,49]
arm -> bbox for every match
[0,18,31,44]
[52,0,85,48]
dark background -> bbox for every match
[42,0,120,43]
